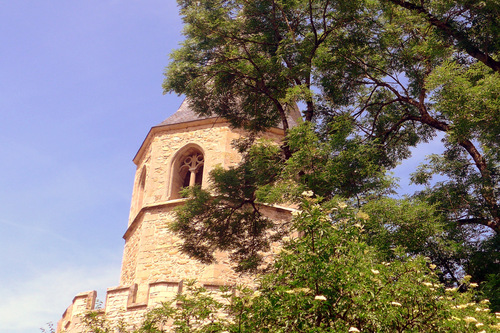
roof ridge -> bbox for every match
[158,99,302,129]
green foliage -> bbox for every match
[239,196,498,332]
[247,197,449,332]
[164,0,500,282]
[282,122,395,201]
[362,198,446,258]
[138,281,231,333]
[482,273,500,313]
[165,0,500,231]
[426,61,500,146]
[173,127,397,271]
[81,310,128,333]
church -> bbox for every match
[56,100,299,332]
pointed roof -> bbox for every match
[158,99,302,129]
[157,99,216,126]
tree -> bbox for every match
[164,0,499,231]
[164,0,499,306]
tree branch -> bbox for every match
[386,0,500,73]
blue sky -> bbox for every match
[0,1,439,332]
[0,1,184,332]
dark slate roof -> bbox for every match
[157,99,216,126]
[157,99,302,128]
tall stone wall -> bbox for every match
[119,204,254,302]
[129,121,284,223]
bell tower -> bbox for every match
[56,100,299,332]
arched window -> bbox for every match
[169,145,204,200]
[135,167,147,210]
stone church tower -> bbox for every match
[56,100,298,332]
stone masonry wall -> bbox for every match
[129,121,284,223]
[120,203,257,301]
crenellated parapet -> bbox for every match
[57,291,97,332]
[57,280,233,332]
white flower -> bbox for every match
[422,282,433,287]
[338,202,348,209]
[348,327,360,332]
[469,282,478,288]
[463,316,477,323]
[480,299,490,304]
[356,211,369,220]
[371,269,380,275]
[296,287,311,293]
[302,190,314,197]
[314,295,327,301]
[217,312,229,319]
[354,223,364,229]
[391,301,402,306]
[476,322,484,327]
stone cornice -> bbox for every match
[132,118,286,166]
[124,199,294,240]
[123,199,187,240]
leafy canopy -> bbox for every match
[163,0,500,311]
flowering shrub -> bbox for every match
[232,196,498,332]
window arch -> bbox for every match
[135,166,147,210]
[169,144,205,200]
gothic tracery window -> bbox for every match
[180,152,204,188]
[169,145,205,200]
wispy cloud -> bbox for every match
[0,263,120,333]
